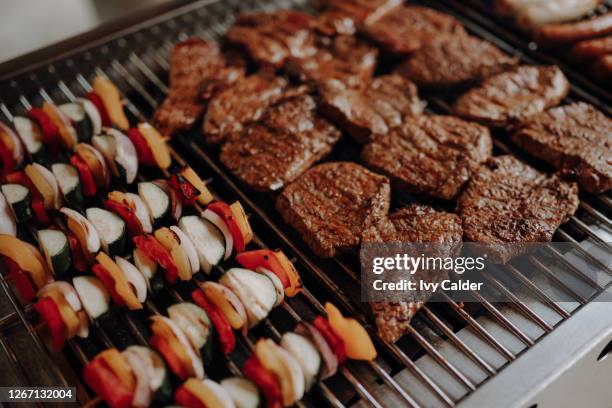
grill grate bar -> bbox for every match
[527,257,587,304]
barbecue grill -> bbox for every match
[0,0,610,407]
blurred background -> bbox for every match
[0,0,178,63]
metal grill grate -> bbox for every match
[0,1,610,407]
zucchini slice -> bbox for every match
[1,184,32,223]
[220,377,261,408]
[51,163,83,209]
[76,97,102,136]
[219,268,277,328]
[138,182,170,226]
[86,207,127,256]
[59,102,93,142]
[133,248,164,296]
[13,116,43,157]
[178,215,225,274]
[72,276,110,320]
[37,229,71,276]
[0,190,17,236]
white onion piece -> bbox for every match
[60,207,101,254]
[115,256,147,303]
[33,163,63,209]
[0,121,24,164]
[125,193,152,233]
[204,379,236,408]
[38,281,82,312]
[295,322,338,380]
[0,192,17,237]
[170,225,200,274]
[123,347,153,408]
[76,97,102,135]
[105,128,138,184]
[200,281,248,335]
[256,267,284,307]
[167,302,211,351]
[201,209,233,260]
[151,315,204,379]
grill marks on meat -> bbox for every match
[453,65,570,127]
[220,92,341,192]
[362,115,493,200]
[153,39,244,135]
[203,74,290,145]
[512,102,612,193]
[319,74,426,144]
[457,155,579,263]
[286,35,378,89]
[362,205,462,343]
[276,162,390,258]
[396,35,519,88]
[362,5,466,56]
[225,11,317,69]
[315,0,402,36]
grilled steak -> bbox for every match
[220,91,341,192]
[453,65,570,127]
[361,115,493,200]
[362,205,462,343]
[225,11,317,69]
[362,5,465,56]
[203,74,289,145]
[396,35,519,88]
[512,102,612,193]
[276,162,390,258]
[286,35,378,89]
[457,155,579,263]
[315,0,402,36]
[319,74,426,144]
[153,39,244,135]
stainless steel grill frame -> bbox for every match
[0,1,610,407]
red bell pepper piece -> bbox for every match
[0,138,15,178]
[104,199,143,237]
[70,155,97,197]
[313,316,347,365]
[86,92,111,127]
[27,108,62,151]
[150,334,189,380]
[5,256,36,302]
[168,173,200,206]
[243,355,283,408]
[191,289,236,355]
[133,235,178,284]
[34,296,66,350]
[66,230,87,272]
[236,250,290,289]
[92,264,125,307]
[127,128,155,167]
[83,358,134,408]
[6,171,49,226]
[207,201,245,252]
[174,383,207,408]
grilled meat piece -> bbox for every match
[573,36,612,58]
[453,65,570,127]
[503,0,603,28]
[512,102,612,193]
[276,162,390,258]
[396,35,519,88]
[361,5,465,56]
[363,205,463,343]
[319,75,426,144]
[220,91,341,192]
[225,10,317,69]
[536,12,612,44]
[203,74,290,145]
[315,0,402,36]
[457,155,579,263]
[286,35,378,89]
[362,115,493,200]
[153,39,244,135]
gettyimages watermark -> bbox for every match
[360,242,612,302]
